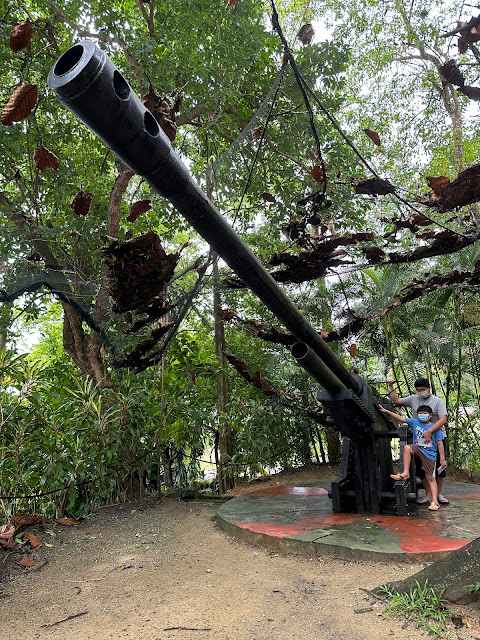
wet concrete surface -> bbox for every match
[217,480,479,562]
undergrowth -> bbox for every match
[377,580,453,638]
[464,581,480,594]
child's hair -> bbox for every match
[417,405,432,414]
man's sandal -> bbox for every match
[428,503,440,511]
[416,497,431,504]
[438,495,449,504]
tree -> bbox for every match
[2,0,480,511]
[377,537,480,603]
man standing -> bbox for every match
[386,377,448,504]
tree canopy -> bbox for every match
[1,0,480,518]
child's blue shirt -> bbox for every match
[405,418,443,460]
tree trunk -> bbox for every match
[326,426,341,464]
[7,163,133,386]
[160,445,174,489]
[377,537,480,604]
[213,258,234,493]
[316,425,327,463]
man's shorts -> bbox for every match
[416,440,447,479]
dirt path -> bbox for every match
[2,466,480,640]
[1,488,480,640]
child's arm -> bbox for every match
[437,439,447,468]
[379,404,407,422]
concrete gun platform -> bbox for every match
[217,480,480,562]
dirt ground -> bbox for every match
[1,466,480,640]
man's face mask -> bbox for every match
[417,389,430,399]
[418,413,430,422]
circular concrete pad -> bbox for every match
[217,481,480,562]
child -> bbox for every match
[379,404,446,511]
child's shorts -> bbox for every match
[416,440,447,479]
[411,445,436,477]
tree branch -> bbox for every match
[47,0,144,80]
[133,0,154,36]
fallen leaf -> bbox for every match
[70,190,93,216]
[23,531,42,550]
[459,19,480,45]
[0,539,20,550]
[409,213,431,226]
[34,145,60,171]
[19,556,36,567]
[9,19,34,53]
[0,524,15,539]
[363,128,381,146]
[252,370,262,388]
[437,163,480,211]
[11,513,46,529]
[57,517,81,525]
[216,307,238,321]
[439,60,465,87]
[426,175,450,197]
[361,246,385,263]
[141,86,177,141]
[225,354,248,371]
[127,199,151,222]
[312,165,325,182]
[1,84,38,126]
[354,177,395,196]
[458,85,480,101]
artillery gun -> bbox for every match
[48,41,416,515]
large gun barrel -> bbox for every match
[48,40,357,395]
[48,41,414,514]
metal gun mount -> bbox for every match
[48,41,417,515]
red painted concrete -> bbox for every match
[237,512,468,553]
[251,486,329,496]
[447,493,480,500]
[366,515,468,553]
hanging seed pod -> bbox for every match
[363,128,382,146]
[251,125,262,140]
[261,192,276,203]
[10,19,34,53]
[127,199,151,222]
[34,145,60,170]
[1,84,38,125]
[297,23,315,45]
[70,190,94,216]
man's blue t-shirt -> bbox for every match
[406,418,444,460]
